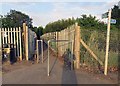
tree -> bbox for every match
[32,26,43,40]
[76,14,102,29]
[36,26,43,40]
[111,5,120,28]
[1,10,33,28]
[44,18,76,34]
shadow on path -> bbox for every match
[61,67,78,85]
[42,41,78,84]
[49,56,58,75]
[61,50,78,84]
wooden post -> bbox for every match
[71,40,74,70]
[26,26,29,61]
[56,32,57,46]
[60,32,62,56]
[64,30,65,53]
[80,39,103,65]
[65,29,67,53]
[19,27,22,61]
[23,23,29,61]
[2,28,4,44]
[56,32,58,57]
[66,28,68,51]
[0,28,2,55]
[23,23,26,60]
[74,23,80,69]
[104,9,112,75]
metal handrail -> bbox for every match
[47,39,74,76]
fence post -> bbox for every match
[2,28,4,44]
[23,23,29,61]
[23,23,26,60]
[56,32,58,56]
[63,30,65,53]
[71,40,74,70]
[104,9,112,75]
[74,23,80,69]
[26,26,29,61]
[0,28,2,57]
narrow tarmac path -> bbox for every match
[2,42,118,84]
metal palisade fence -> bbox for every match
[0,23,37,62]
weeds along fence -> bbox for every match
[0,23,37,61]
[80,29,118,73]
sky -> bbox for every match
[0,0,119,27]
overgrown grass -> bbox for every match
[80,28,118,68]
[108,51,118,67]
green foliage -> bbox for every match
[77,14,100,29]
[31,27,37,33]
[36,26,43,39]
[43,15,109,34]
[43,17,76,33]
[31,26,44,40]
[111,5,120,28]
[43,6,120,34]
[80,28,119,67]
[0,10,33,28]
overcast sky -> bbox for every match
[0,0,119,27]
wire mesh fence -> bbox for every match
[80,29,118,73]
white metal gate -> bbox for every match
[0,27,22,60]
